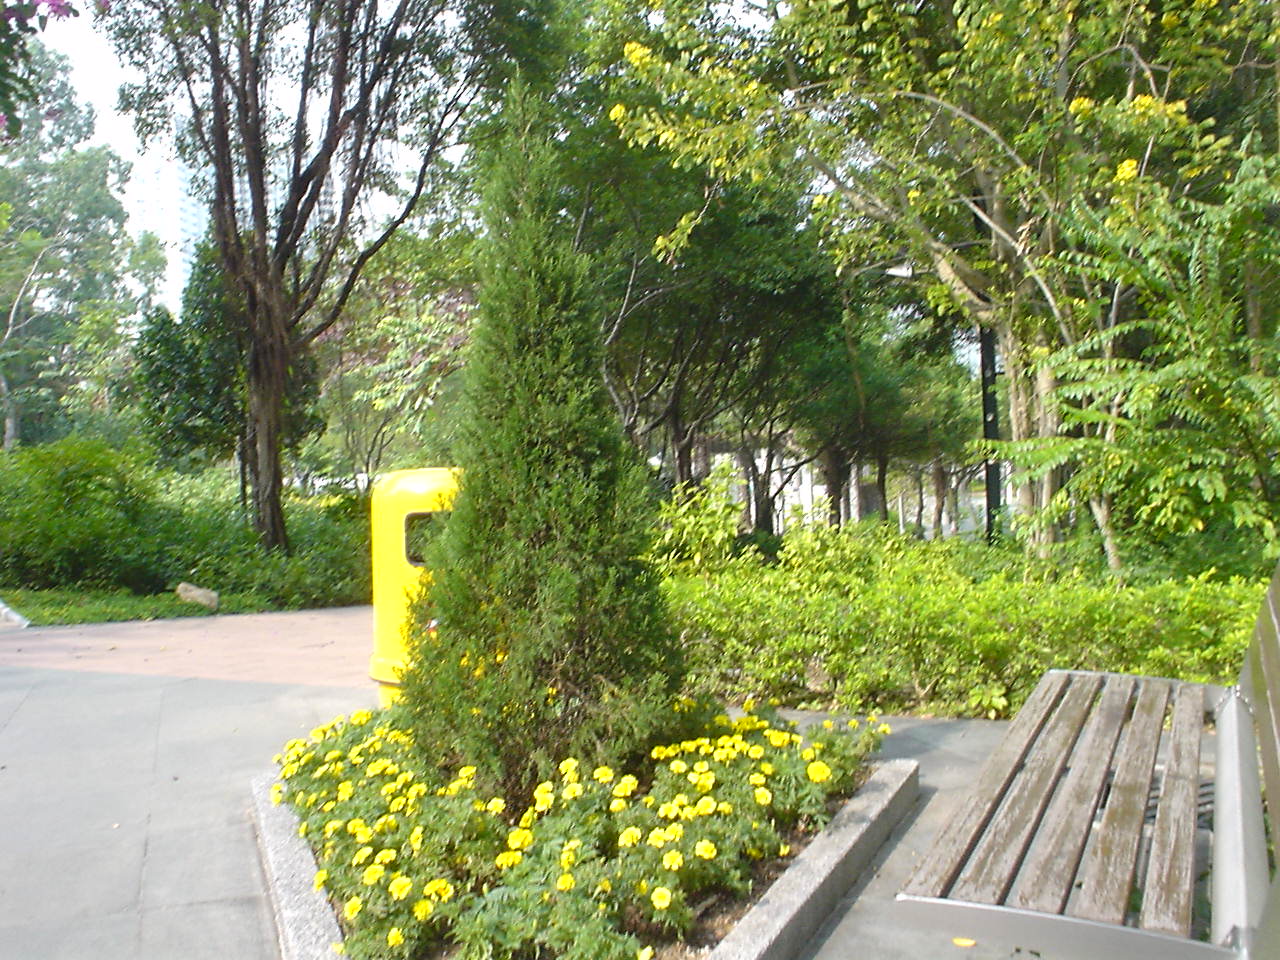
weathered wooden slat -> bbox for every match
[1139,683,1203,937]
[1069,678,1171,925]
[1008,675,1135,914]
[903,671,1071,899]
[1246,586,1280,834]
[950,674,1103,905]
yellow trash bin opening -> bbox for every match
[370,468,458,706]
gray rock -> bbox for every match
[176,582,220,611]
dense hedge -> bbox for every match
[661,512,1262,718]
[0,436,370,608]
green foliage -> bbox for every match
[398,88,683,799]
[647,460,745,577]
[0,437,369,606]
[0,436,168,590]
[663,519,1260,717]
[277,701,885,960]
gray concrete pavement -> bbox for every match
[0,608,377,960]
[0,605,1017,960]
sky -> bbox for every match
[44,14,200,309]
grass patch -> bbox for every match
[0,586,276,625]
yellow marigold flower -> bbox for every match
[344,896,362,921]
[389,876,413,901]
[807,760,832,784]
[562,781,585,801]
[350,709,372,726]
[754,787,773,806]
[662,850,684,871]
[801,748,816,761]
[352,846,373,866]
[270,783,285,805]
[821,719,834,730]
[638,948,655,960]
[647,828,668,848]
[486,797,505,815]
[694,796,717,816]
[749,772,766,787]
[424,878,455,902]
[669,759,688,774]
[747,744,765,760]
[556,872,576,891]
[559,757,580,779]
[760,762,775,776]
[847,718,860,730]
[387,927,405,947]
[361,864,386,885]
[666,823,684,840]
[390,796,406,813]
[413,899,433,921]
[409,825,424,852]
[593,765,615,783]
[717,801,733,815]
[879,723,893,735]
[695,840,717,860]
[651,886,673,910]
[313,869,328,891]
[779,843,791,856]
[375,848,396,864]
[297,822,309,837]
[609,798,628,813]
[596,878,612,894]
[323,819,344,838]
[619,826,643,848]
[347,818,367,835]
[496,850,523,869]
[694,771,716,792]
[507,828,535,851]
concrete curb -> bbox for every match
[251,773,344,960]
[252,758,919,960]
[0,597,30,628]
[708,758,919,960]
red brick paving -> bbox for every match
[0,606,374,687]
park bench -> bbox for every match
[895,564,1280,959]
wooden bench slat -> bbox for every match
[1139,683,1204,937]
[1245,597,1280,829]
[950,673,1103,905]
[1068,678,1171,925]
[902,671,1071,899]
[1007,674,1135,914]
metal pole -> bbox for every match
[979,324,1001,542]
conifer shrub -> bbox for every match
[398,90,683,799]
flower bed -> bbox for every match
[272,702,888,960]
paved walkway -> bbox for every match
[0,606,1026,960]
[0,607,376,960]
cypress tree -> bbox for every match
[399,88,682,795]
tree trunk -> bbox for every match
[914,470,925,536]
[1089,494,1124,576]
[818,446,848,526]
[876,457,890,523]
[851,461,865,520]
[0,368,17,451]
[931,462,947,538]
[246,321,290,552]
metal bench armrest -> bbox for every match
[1212,689,1269,949]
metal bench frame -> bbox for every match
[896,565,1280,960]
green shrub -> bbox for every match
[665,518,1261,717]
[0,442,369,610]
[398,92,680,799]
[0,436,171,591]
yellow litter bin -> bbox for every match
[370,468,458,706]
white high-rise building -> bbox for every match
[126,148,208,313]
